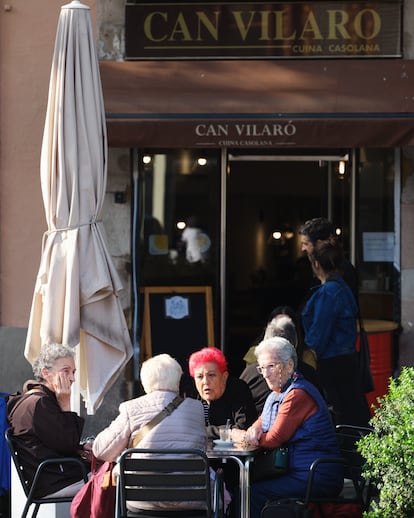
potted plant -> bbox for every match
[357,366,414,517]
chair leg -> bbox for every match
[316,503,326,518]
[31,503,41,518]
[21,500,32,518]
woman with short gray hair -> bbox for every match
[255,336,298,371]
[233,336,343,516]
[7,343,88,499]
[32,343,75,380]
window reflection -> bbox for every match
[357,148,398,320]
[139,149,220,286]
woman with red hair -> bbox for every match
[189,347,257,440]
[190,347,257,516]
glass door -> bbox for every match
[356,148,399,322]
[133,148,222,346]
[131,147,352,377]
[225,150,351,375]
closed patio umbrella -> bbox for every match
[25,0,133,414]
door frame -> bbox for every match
[219,148,355,351]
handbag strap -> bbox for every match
[132,396,183,447]
[357,308,365,332]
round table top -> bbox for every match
[359,319,399,333]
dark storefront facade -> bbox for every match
[99,1,410,376]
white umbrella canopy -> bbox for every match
[25,0,133,414]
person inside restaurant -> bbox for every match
[232,337,343,517]
[7,343,90,498]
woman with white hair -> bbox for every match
[92,354,209,513]
[93,354,206,461]
[240,311,321,414]
[232,337,343,517]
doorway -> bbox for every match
[133,147,353,376]
[225,150,352,375]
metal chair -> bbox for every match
[115,448,224,518]
[5,428,88,518]
[335,424,376,508]
[303,424,374,517]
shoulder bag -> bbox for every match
[250,446,289,482]
[70,396,183,518]
[70,456,116,518]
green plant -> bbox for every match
[357,367,414,517]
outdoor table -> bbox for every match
[207,441,260,518]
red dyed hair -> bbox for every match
[188,347,228,377]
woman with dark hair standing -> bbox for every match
[302,241,371,427]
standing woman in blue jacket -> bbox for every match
[302,241,371,427]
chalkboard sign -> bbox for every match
[141,286,214,372]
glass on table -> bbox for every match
[219,425,231,442]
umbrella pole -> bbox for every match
[71,345,81,414]
[131,149,141,396]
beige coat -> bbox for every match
[93,390,206,461]
[93,390,208,511]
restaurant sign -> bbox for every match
[106,117,414,148]
[125,1,402,60]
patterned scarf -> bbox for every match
[261,373,298,432]
[261,391,282,432]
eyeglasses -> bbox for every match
[256,363,281,375]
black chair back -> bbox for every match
[116,448,222,518]
[5,428,88,518]
[303,424,374,514]
[6,428,31,497]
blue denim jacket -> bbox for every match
[301,273,358,359]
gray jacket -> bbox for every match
[93,390,207,461]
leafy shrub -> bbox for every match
[357,367,414,517]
